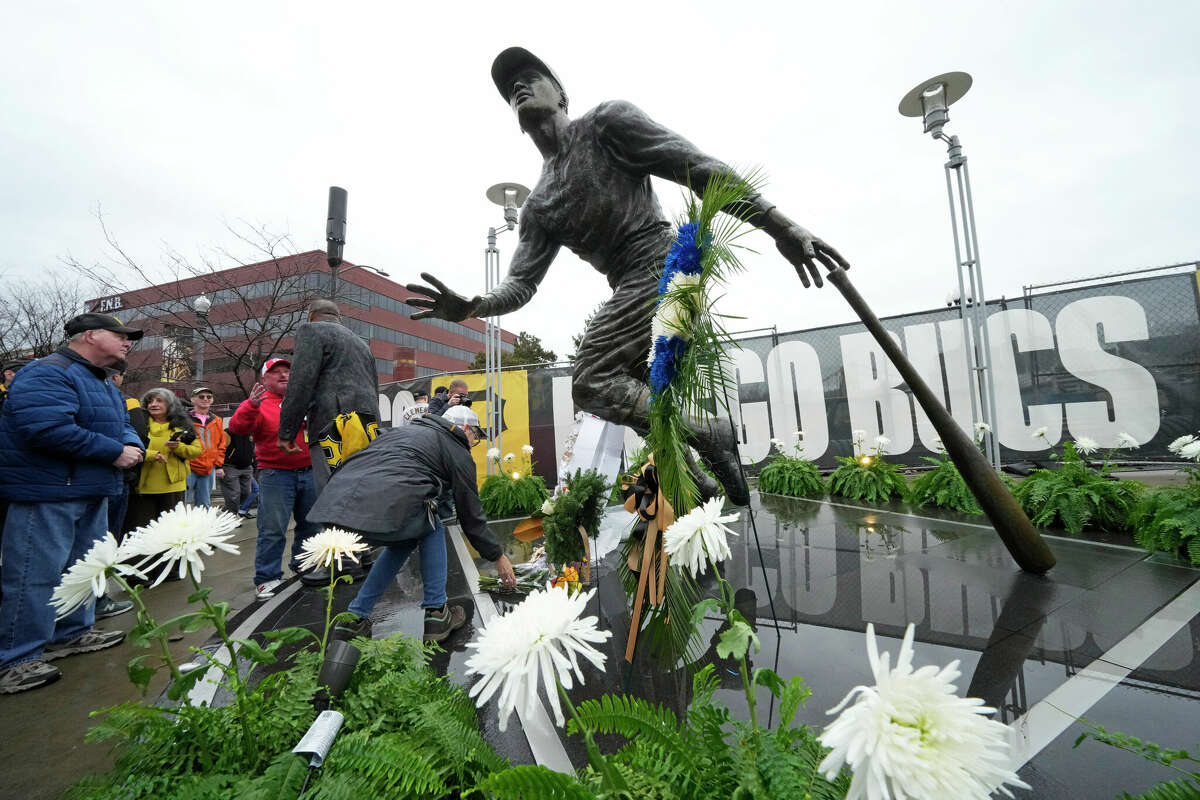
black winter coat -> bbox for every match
[305,414,502,560]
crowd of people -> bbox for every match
[0,299,515,695]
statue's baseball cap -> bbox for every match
[261,357,291,376]
[64,313,144,340]
[491,46,564,101]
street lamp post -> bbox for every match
[193,293,212,384]
[899,72,1002,471]
[483,182,530,474]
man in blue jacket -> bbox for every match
[0,313,146,694]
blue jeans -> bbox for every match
[240,477,259,514]
[185,471,215,507]
[253,468,320,586]
[107,484,131,537]
[0,498,108,669]
[347,521,448,618]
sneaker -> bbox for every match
[423,603,466,643]
[95,595,134,620]
[255,579,285,600]
[44,629,126,661]
[238,510,256,519]
[332,614,372,642]
[0,660,62,694]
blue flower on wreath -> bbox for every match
[649,334,689,395]
[662,221,705,279]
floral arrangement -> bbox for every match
[480,445,550,518]
[758,430,827,499]
[645,172,763,514]
[540,468,609,570]
[1013,429,1144,535]
[828,431,908,503]
[1130,432,1200,565]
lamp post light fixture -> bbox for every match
[192,293,212,384]
[483,182,530,475]
[899,72,1001,471]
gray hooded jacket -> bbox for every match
[304,414,502,560]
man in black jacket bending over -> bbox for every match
[306,407,516,643]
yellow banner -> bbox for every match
[456,370,531,488]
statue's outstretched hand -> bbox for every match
[405,272,481,322]
[775,224,850,289]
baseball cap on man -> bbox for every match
[64,313,144,340]
[491,46,565,102]
[442,405,484,438]
[261,357,291,376]
[191,386,214,396]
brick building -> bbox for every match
[86,250,515,403]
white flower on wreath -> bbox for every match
[541,499,556,516]
[486,447,501,461]
[973,421,992,442]
[297,528,369,572]
[770,438,785,452]
[503,452,515,462]
[50,532,145,620]
[873,435,891,454]
[818,623,1029,800]
[1167,434,1196,455]
[522,444,534,456]
[1115,432,1140,450]
[465,584,611,731]
[652,272,703,342]
[663,497,740,578]
[1073,436,1099,456]
[1180,440,1200,462]
[122,503,240,586]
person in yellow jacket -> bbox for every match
[126,388,202,530]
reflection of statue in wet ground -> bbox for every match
[407,47,849,507]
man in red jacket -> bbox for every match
[226,358,319,600]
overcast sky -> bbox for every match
[2,1,1196,359]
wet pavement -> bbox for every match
[9,495,1199,798]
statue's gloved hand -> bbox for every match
[774,223,850,289]
[405,272,482,322]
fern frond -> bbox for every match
[481,765,597,799]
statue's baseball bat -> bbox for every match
[811,264,1055,573]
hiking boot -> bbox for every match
[95,595,134,620]
[44,629,126,661]
[0,660,62,694]
[255,579,285,600]
[332,614,373,642]
[423,603,466,643]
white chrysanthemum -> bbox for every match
[522,444,534,456]
[1168,434,1197,455]
[663,497,740,577]
[122,503,240,586]
[853,429,867,443]
[1074,436,1099,456]
[770,438,784,452]
[874,435,891,453]
[541,499,556,516]
[932,436,945,453]
[297,527,369,572]
[50,532,144,619]
[1181,441,1200,462]
[795,430,805,441]
[652,272,703,342]
[465,584,611,731]
[486,447,501,461]
[503,452,515,462]
[1032,426,1048,441]
[973,422,992,441]
[819,624,1029,800]
[1115,432,1139,450]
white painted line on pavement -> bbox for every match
[187,579,302,706]
[447,525,575,774]
[1007,578,1200,768]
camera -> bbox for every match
[169,429,197,445]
